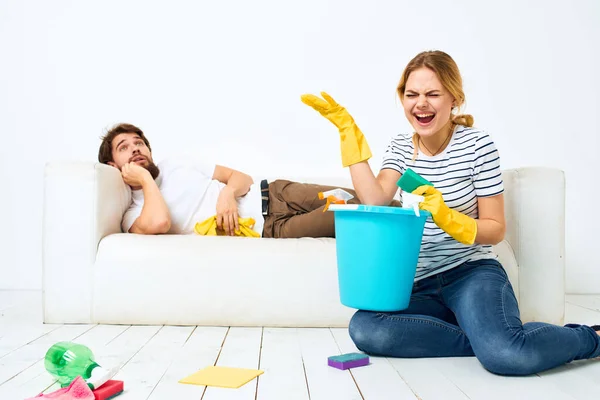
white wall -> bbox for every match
[0,0,598,292]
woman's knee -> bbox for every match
[349,311,396,355]
[349,311,382,353]
[475,342,545,376]
[349,311,372,351]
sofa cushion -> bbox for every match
[93,233,519,326]
[94,234,354,326]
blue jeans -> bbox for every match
[349,259,600,376]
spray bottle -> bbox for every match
[400,192,424,217]
[318,189,355,212]
[396,168,433,217]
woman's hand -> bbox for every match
[413,185,477,245]
[301,91,372,167]
[216,186,239,236]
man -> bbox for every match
[97,123,364,238]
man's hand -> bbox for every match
[216,186,239,236]
[121,162,152,188]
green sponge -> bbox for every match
[396,168,434,193]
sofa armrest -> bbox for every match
[43,162,130,323]
[502,167,565,325]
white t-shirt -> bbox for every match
[122,158,264,236]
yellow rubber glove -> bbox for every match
[412,185,477,245]
[301,91,372,167]
[194,215,260,238]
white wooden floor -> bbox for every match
[2,291,600,400]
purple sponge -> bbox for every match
[327,353,369,370]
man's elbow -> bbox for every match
[151,218,171,234]
[130,217,171,234]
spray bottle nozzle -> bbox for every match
[318,188,355,212]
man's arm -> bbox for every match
[122,163,171,234]
[211,165,254,236]
[212,165,254,196]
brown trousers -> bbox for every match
[262,179,400,238]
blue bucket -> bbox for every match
[330,204,430,311]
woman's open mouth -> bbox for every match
[415,113,435,126]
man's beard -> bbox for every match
[145,161,160,180]
[130,154,160,180]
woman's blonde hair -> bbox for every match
[397,50,473,160]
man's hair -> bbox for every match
[98,123,152,164]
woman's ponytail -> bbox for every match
[451,114,474,127]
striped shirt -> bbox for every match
[382,124,504,281]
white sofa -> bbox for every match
[42,163,565,327]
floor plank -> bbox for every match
[435,357,575,400]
[256,328,309,400]
[0,323,60,359]
[537,362,600,400]
[297,328,362,400]
[2,291,600,400]
[37,325,164,397]
[387,357,470,400]
[203,327,263,400]
[330,328,418,400]
[1,324,129,399]
[147,327,228,400]
[0,324,94,388]
[112,326,194,400]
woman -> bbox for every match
[301,50,600,376]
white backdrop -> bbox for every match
[0,0,598,292]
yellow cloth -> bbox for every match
[194,215,260,238]
[412,185,478,245]
[179,366,264,388]
[301,91,372,167]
